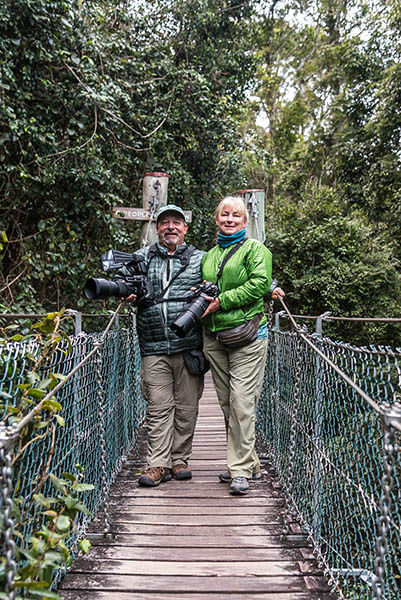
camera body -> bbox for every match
[84,250,155,308]
[171,281,219,338]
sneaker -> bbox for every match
[138,466,172,487]
[219,471,262,483]
[172,464,192,480]
[230,476,250,496]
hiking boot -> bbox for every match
[138,466,172,487]
[219,471,262,483]
[172,464,192,480]
[230,476,250,496]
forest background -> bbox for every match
[1,0,400,345]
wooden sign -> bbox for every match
[112,206,192,223]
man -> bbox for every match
[126,204,204,487]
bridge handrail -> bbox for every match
[257,300,401,600]
[12,304,123,437]
[277,298,401,431]
[0,308,146,597]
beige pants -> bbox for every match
[141,353,204,468]
[203,332,268,478]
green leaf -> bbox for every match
[37,377,57,391]
[63,495,78,509]
[55,515,71,532]
[30,590,61,599]
[78,538,91,554]
[55,415,65,426]
[73,503,92,516]
[49,474,67,494]
[60,472,76,482]
[33,494,56,508]
[52,373,67,382]
[71,483,95,493]
[27,388,46,400]
[11,334,24,341]
[42,399,62,412]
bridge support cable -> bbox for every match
[257,299,401,600]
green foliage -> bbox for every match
[0,472,93,599]
[0,313,92,598]
[266,188,401,344]
[1,0,401,345]
[240,0,401,345]
[0,0,258,313]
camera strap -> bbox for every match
[150,244,197,303]
[215,238,248,284]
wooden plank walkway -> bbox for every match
[60,373,336,600]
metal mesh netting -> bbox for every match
[257,329,401,599]
[0,323,145,584]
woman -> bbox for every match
[201,196,279,496]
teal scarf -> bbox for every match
[217,228,246,248]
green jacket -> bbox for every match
[201,239,272,332]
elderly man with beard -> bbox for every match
[125,204,205,487]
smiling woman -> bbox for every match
[201,196,273,497]
[215,201,247,236]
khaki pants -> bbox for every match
[141,353,203,468]
[203,333,268,478]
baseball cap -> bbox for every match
[156,204,186,223]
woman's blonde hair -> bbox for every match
[214,196,249,223]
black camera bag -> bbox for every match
[183,347,210,376]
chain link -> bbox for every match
[94,337,110,535]
[267,300,274,330]
[0,443,17,599]
[373,413,399,599]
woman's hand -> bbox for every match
[201,296,221,318]
[272,287,285,300]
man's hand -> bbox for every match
[272,287,285,300]
[201,296,221,318]
[121,294,137,302]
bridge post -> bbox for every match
[275,310,285,331]
[140,172,169,247]
[66,309,82,335]
[236,189,265,242]
[112,173,191,248]
[315,311,332,337]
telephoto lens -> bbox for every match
[84,278,131,300]
[171,295,210,338]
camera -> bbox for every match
[171,281,219,338]
[84,249,155,308]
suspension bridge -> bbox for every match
[0,304,400,599]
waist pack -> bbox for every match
[183,348,210,376]
[216,313,263,349]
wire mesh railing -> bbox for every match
[257,303,401,600]
[2,305,401,599]
[0,312,146,596]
